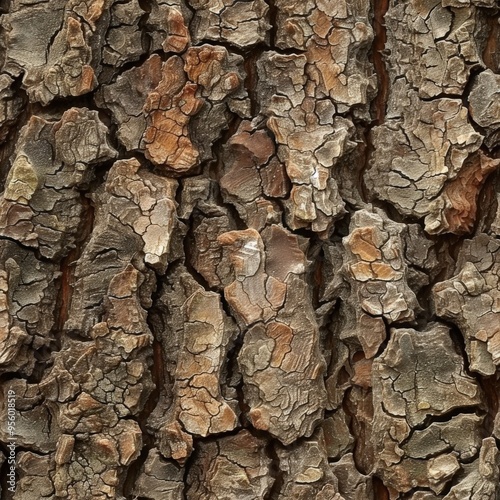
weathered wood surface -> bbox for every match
[0,0,499,499]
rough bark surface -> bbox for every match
[0,0,499,499]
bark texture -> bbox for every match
[0,0,499,499]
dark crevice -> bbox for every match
[344,386,374,476]
[263,440,283,500]
[309,242,326,308]
[0,0,11,13]
[182,216,220,293]
[435,318,474,376]
[370,0,390,126]
[267,0,278,50]
[181,438,198,497]
[372,475,390,500]
[33,91,95,114]
[317,303,343,371]
[371,198,421,226]
[0,75,27,191]
[216,195,248,233]
[467,148,500,236]
[478,372,500,439]
[360,129,375,206]
[53,193,95,343]
[224,332,247,414]
[475,168,499,235]
[97,48,163,88]
[243,46,264,117]
[233,378,249,423]
[433,233,463,279]
[0,236,39,256]
[190,38,265,58]
[121,444,150,498]
[138,269,167,437]
[411,408,484,434]
[482,10,500,72]
[206,112,242,182]
[137,0,153,13]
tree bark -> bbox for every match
[0,0,499,499]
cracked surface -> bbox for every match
[372,323,483,495]
[0,0,499,498]
[0,108,116,259]
[342,207,420,332]
[186,429,274,500]
[147,264,239,463]
[220,225,327,445]
[275,429,343,499]
[433,234,500,375]
[0,241,57,374]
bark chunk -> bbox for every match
[219,226,328,445]
[433,234,500,375]
[0,108,116,259]
[149,265,239,463]
[186,430,274,500]
[372,323,482,494]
